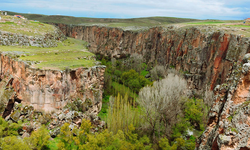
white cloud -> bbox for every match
[1,0,249,19]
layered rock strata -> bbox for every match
[52,24,250,91]
[0,28,66,47]
[0,53,105,113]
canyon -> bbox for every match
[51,23,250,149]
[1,18,250,148]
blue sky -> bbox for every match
[0,0,250,20]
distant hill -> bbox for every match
[6,11,199,26]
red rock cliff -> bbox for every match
[52,24,250,91]
[0,53,105,113]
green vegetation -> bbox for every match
[56,119,152,150]
[97,52,211,149]
[24,125,50,150]
[121,69,151,93]
[0,38,96,70]
[48,137,61,150]
[228,25,250,28]
[6,11,199,28]
[186,21,226,25]
[0,15,56,36]
[107,94,143,134]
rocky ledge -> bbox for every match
[0,28,66,47]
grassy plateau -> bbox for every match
[0,38,97,70]
[0,15,56,36]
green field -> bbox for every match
[186,21,226,25]
[0,38,97,70]
[0,15,56,36]
[6,11,199,27]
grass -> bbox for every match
[0,15,56,36]
[6,11,199,27]
[228,25,250,28]
[47,137,60,150]
[0,38,97,70]
[186,21,226,25]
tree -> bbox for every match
[150,65,167,81]
[138,73,188,141]
[107,94,142,134]
[57,123,77,150]
[130,53,144,73]
[74,119,92,147]
[121,69,150,93]
[24,125,50,150]
[1,136,31,150]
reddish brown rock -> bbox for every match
[51,24,250,92]
[0,53,105,113]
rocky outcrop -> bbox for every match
[51,24,250,92]
[2,101,105,138]
[0,28,66,47]
[196,55,250,150]
[0,53,105,113]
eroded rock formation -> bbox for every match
[0,53,106,113]
[53,24,250,91]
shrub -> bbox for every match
[150,65,167,81]
[24,125,50,150]
[2,136,31,150]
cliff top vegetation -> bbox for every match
[0,37,97,70]
[180,20,250,37]
[6,11,250,37]
[0,15,56,36]
[6,11,199,26]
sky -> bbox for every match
[0,0,250,20]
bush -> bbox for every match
[184,98,209,131]
[24,125,50,150]
[121,69,151,93]
[1,136,31,150]
[0,117,22,137]
[150,65,167,81]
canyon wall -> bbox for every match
[51,23,250,149]
[52,23,250,91]
[0,53,105,114]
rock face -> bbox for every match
[52,24,250,91]
[196,57,250,150]
[0,53,105,113]
[0,28,66,47]
[50,23,250,149]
